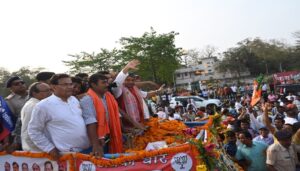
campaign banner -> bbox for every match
[76,151,197,171]
[0,154,69,171]
[273,71,300,84]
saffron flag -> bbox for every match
[250,74,264,107]
[0,96,15,141]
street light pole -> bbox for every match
[173,72,176,90]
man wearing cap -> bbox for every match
[266,129,299,171]
[253,126,274,145]
[5,76,29,151]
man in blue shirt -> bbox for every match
[224,130,237,157]
[253,126,274,145]
[235,130,268,171]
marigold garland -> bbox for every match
[128,118,190,151]
[0,115,243,170]
[74,144,194,167]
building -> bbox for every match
[174,57,251,90]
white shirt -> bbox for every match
[284,117,298,125]
[112,70,147,98]
[231,86,237,93]
[21,98,41,152]
[28,95,90,153]
[294,100,300,111]
[235,102,242,111]
[150,101,157,114]
[112,70,129,98]
[157,111,167,119]
[169,113,182,121]
[142,100,150,119]
[262,84,268,91]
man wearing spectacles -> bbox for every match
[21,82,52,152]
[5,76,29,119]
[5,76,29,152]
[28,74,90,160]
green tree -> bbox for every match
[293,31,300,51]
[0,67,11,96]
[64,28,183,84]
[119,28,182,84]
[216,46,253,80]
[239,38,289,74]
[217,38,297,78]
[0,66,44,97]
[63,48,122,74]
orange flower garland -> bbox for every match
[74,144,194,167]
[0,115,243,170]
[128,118,190,151]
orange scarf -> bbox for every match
[87,89,123,153]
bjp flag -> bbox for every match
[250,75,264,107]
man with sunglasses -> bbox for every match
[5,76,29,152]
[5,76,29,119]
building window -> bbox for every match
[177,74,181,78]
[185,73,188,76]
[208,69,212,72]
[198,61,202,64]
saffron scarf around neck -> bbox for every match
[87,89,123,153]
[118,86,144,123]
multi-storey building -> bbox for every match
[174,57,251,90]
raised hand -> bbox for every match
[262,102,272,112]
[157,84,165,93]
[123,59,141,74]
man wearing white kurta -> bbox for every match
[28,74,89,160]
[21,82,52,151]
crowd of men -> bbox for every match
[0,60,165,159]
[1,59,300,171]
[141,82,300,171]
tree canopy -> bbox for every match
[216,37,300,77]
[63,28,183,84]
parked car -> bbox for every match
[169,96,221,109]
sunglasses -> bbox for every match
[12,81,25,86]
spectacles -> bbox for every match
[12,81,25,86]
[57,83,74,87]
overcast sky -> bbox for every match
[0,0,299,73]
